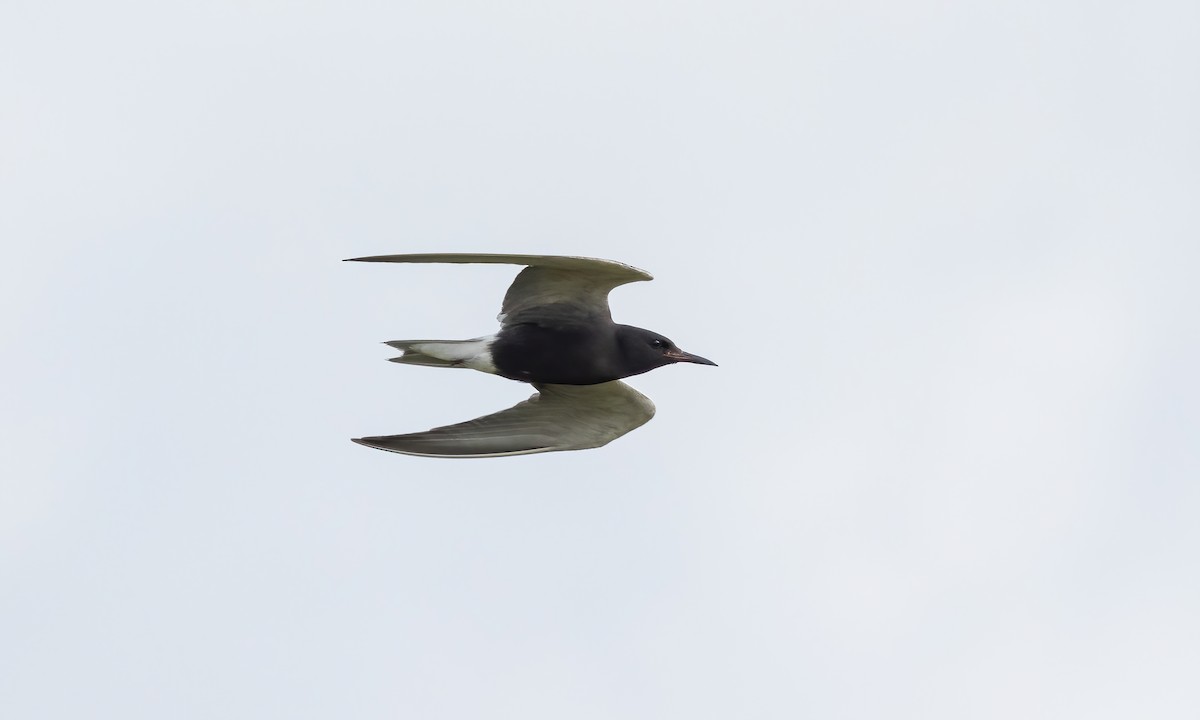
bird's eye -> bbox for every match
[651,338,667,349]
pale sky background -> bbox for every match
[2,1,1198,718]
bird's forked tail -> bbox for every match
[383,336,497,373]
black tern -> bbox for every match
[347,253,716,458]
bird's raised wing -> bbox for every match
[351,381,656,458]
[344,253,653,325]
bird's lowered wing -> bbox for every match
[351,380,656,458]
[344,253,653,324]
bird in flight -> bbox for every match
[347,253,716,458]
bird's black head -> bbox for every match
[615,325,717,377]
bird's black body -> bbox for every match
[492,321,682,385]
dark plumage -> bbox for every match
[491,322,713,385]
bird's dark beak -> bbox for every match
[665,348,718,366]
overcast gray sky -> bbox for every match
[3,1,1198,718]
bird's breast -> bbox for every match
[491,324,622,385]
